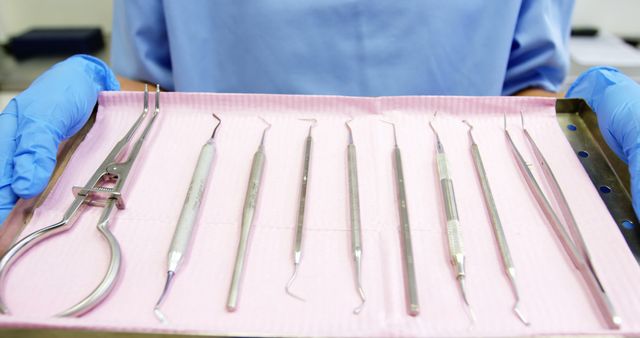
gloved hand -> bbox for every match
[0,55,119,225]
[566,66,640,218]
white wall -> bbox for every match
[0,0,113,43]
[572,0,640,37]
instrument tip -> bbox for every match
[352,287,366,315]
[514,303,531,326]
[285,265,306,302]
[153,307,169,324]
[153,271,175,312]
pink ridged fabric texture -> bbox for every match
[0,92,638,336]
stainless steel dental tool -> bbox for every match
[429,113,474,322]
[383,120,420,316]
[463,120,529,326]
[504,112,621,329]
[226,117,271,312]
[285,118,316,301]
[346,119,366,315]
[153,114,222,323]
[0,84,161,317]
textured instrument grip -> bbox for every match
[168,140,216,271]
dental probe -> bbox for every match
[285,119,317,301]
[153,114,221,323]
[429,114,475,323]
[463,120,529,326]
[346,119,366,315]
[226,117,271,312]
[382,120,420,316]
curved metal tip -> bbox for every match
[428,111,439,135]
[462,120,473,131]
[258,116,272,146]
[462,120,476,144]
[380,120,398,146]
[514,302,530,326]
[211,113,222,139]
[345,119,354,144]
[285,265,305,302]
[353,286,366,315]
[154,307,169,324]
[153,271,175,310]
[299,118,318,137]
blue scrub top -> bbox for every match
[111,0,574,96]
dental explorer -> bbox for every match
[0,84,160,317]
[429,114,474,322]
[505,113,621,329]
[463,120,529,326]
[226,117,271,312]
[285,119,317,301]
[346,119,366,315]
[383,120,420,316]
[153,114,222,323]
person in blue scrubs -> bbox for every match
[0,0,639,224]
[110,1,573,96]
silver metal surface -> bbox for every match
[429,116,474,322]
[226,118,271,312]
[463,120,529,326]
[505,113,621,329]
[285,119,316,302]
[0,84,160,317]
[382,121,419,317]
[345,120,366,315]
[153,114,221,323]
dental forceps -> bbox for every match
[346,119,366,315]
[227,117,271,312]
[463,120,529,326]
[505,112,621,329]
[429,114,474,322]
[153,114,221,323]
[285,119,316,302]
[0,84,160,317]
[382,120,419,316]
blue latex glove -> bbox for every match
[566,66,640,217]
[0,55,119,224]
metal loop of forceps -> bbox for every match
[0,84,161,317]
[504,112,621,329]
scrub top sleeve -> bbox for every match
[111,0,174,90]
[502,0,574,96]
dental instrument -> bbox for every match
[463,120,529,326]
[505,112,621,329]
[226,117,271,312]
[0,84,160,317]
[383,120,420,316]
[153,113,222,323]
[429,114,474,322]
[285,119,316,301]
[346,119,366,315]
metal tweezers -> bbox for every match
[0,84,160,317]
[505,112,621,329]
